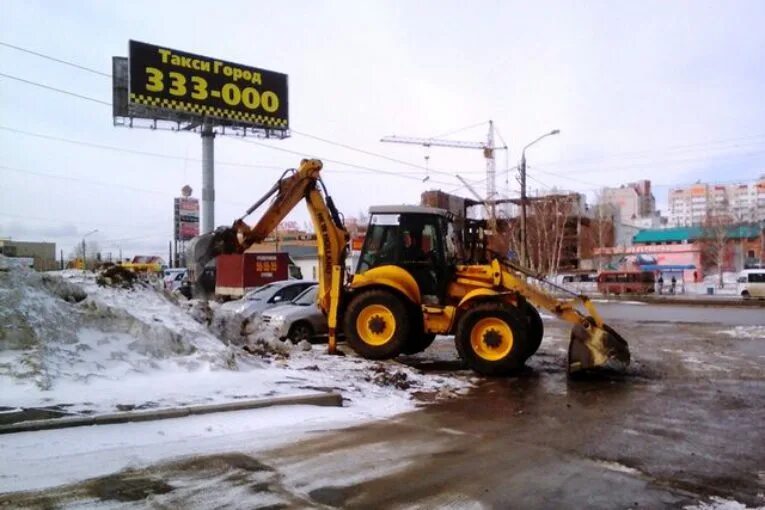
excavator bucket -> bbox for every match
[186,227,241,279]
[568,323,630,375]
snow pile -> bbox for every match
[717,326,765,340]
[684,496,764,510]
[1,258,472,417]
[0,258,237,395]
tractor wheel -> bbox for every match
[522,302,544,359]
[402,333,437,355]
[455,302,528,376]
[344,290,409,359]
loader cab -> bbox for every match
[356,206,456,303]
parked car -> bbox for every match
[261,284,327,343]
[163,268,188,292]
[218,280,316,319]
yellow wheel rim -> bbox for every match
[356,304,397,346]
[470,317,513,361]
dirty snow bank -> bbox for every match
[684,496,765,510]
[717,326,765,340]
[1,258,472,417]
[0,258,240,410]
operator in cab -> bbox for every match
[401,229,425,261]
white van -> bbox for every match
[737,269,765,299]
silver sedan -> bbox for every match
[261,285,328,343]
[218,280,316,319]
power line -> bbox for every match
[0,72,111,105]
[290,129,472,178]
[0,211,159,230]
[0,41,111,77]
[432,121,488,139]
[0,126,284,171]
[0,165,260,209]
[232,136,461,187]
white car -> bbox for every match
[261,285,327,343]
[218,280,316,319]
[163,269,188,292]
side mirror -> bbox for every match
[271,295,283,303]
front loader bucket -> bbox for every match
[568,323,630,375]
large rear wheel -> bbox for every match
[455,303,528,376]
[344,290,409,359]
[522,302,544,358]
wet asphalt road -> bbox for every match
[5,303,764,509]
[256,304,764,509]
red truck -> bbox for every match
[215,252,297,299]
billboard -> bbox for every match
[127,40,288,131]
[174,197,200,241]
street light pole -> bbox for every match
[519,129,560,267]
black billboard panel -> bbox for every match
[128,40,288,130]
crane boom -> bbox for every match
[380,135,486,150]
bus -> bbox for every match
[597,271,655,295]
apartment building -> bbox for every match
[600,180,656,223]
[669,177,765,226]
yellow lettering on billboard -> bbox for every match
[145,67,163,92]
[190,76,208,100]
[168,72,187,96]
[262,91,279,113]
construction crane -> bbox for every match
[380,120,508,223]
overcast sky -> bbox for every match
[2,0,765,258]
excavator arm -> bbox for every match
[188,159,350,352]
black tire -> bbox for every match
[402,333,437,355]
[523,302,544,358]
[287,321,313,344]
[455,302,528,376]
[742,291,751,300]
[344,290,410,359]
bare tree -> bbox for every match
[524,194,577,275]
[701,209,732,288]
[592,190,614,271]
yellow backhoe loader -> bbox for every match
[188,159,629,376]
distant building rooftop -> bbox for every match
[633,224,762,244]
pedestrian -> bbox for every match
[671,276,677,295]
[693,271,698,283]
[657,275,664,295]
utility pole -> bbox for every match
[201,120,215,234]
[520,151,528,267]
[519,129,560,267]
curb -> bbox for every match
[594,296,765,308]
[0,392,343,435]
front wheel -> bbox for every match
[287,322,313,344]
[455,303,528,376]
[343,290,409,359]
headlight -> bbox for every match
[268,315,286,327]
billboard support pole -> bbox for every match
[201,120,215,234]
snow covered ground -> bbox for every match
[0,257,473,493]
